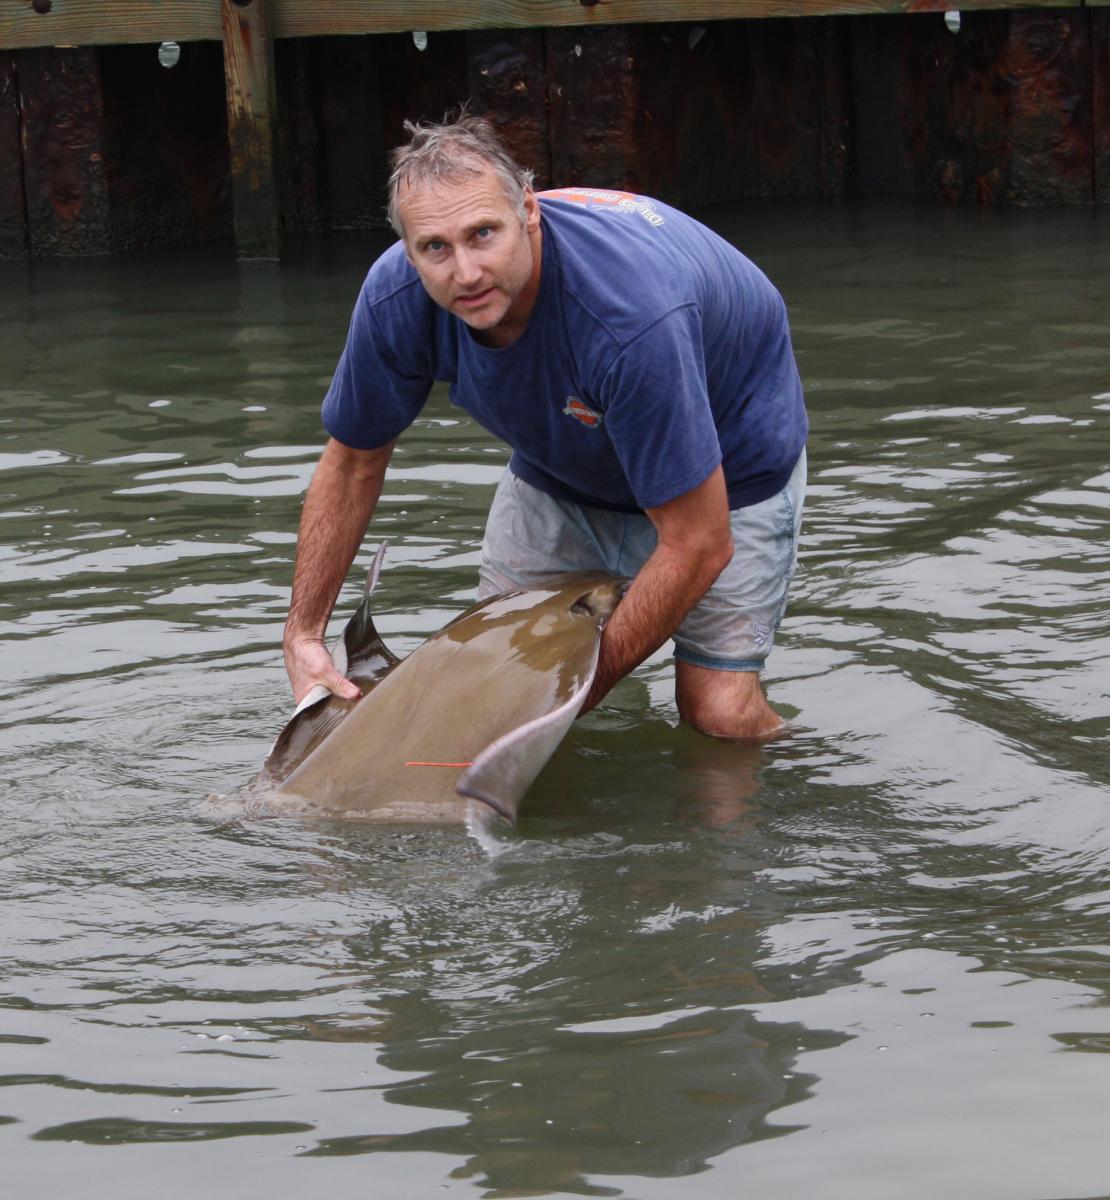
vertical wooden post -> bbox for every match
[221,0,282,260]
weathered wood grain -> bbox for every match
[0,0,1081,53]
[221,0,281,259]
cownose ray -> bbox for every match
[245,544,626,824]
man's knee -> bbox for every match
[675,662,782,740]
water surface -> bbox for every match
[1,201,1109,1198]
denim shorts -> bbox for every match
[478,449,806,672]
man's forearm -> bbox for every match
[284,437,394,646]
[584,539,729,709]
[581,465,734,712]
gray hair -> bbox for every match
[386,111,535,237]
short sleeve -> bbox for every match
[321,273,435,449]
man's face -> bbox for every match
[398,167,541,348]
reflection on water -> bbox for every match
[1,202,1109,1198]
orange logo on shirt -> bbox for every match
[563,397,603,428]
[539,188,639,206]
[538,188,666,227]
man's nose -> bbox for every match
[453,248,482,287]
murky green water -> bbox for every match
[2,201,1108,1199]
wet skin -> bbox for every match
[397,168,543,349]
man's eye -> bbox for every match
[427,240,445,253]
[475,227,492,240]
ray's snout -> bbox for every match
[570,577,628,622]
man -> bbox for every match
[284,113,807,739]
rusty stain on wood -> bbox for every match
[1006,11,1093,204]
[221,0,281,259]
[18,46,112,254]
[850,10,1096,205]
[547,25,644,188]
[6,40,231,256]
[467,29,553,187]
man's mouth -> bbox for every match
[456,287,495,308]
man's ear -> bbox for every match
[523,188,541,233]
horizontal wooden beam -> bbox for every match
[0,0,1082,51]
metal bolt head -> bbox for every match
[158,40,181,69]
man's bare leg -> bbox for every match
[675,661,783,740]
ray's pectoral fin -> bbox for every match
[455,643,602,825]
[262,691,360,783]
[339,542,401,689]
[260,543,401,785]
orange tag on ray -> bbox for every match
[404,761,474,768]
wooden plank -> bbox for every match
[0,49,26,256]
[19,46,114,254]
[1093,8,1110,201]
[545,20,853,204]
[221,0,282,259]
[547,26,641,188]
[1006,10,1094,204]
[467,29,552,187]
[0,0,1083,52]
[99,42,234,249]
[273,39,325,233]
[851,9,1094,203]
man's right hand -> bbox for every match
[282,437,396,706]
[284,634,362,706]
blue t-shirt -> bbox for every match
[323,188,807,513]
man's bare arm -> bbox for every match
[581,466,734,712]
[283,437,396,703]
